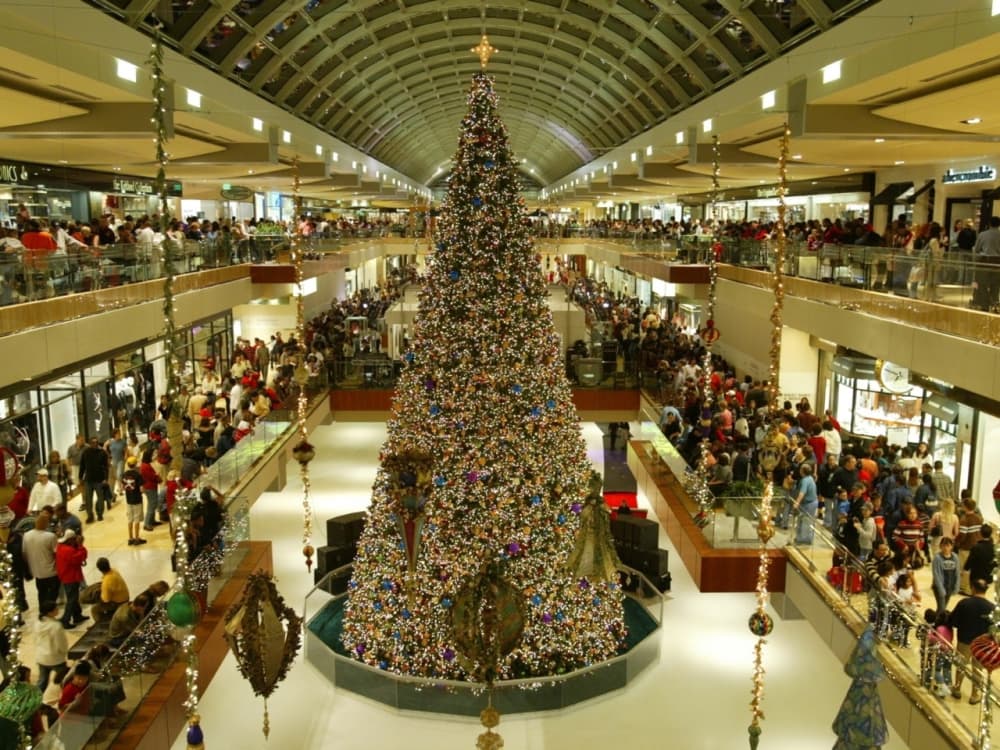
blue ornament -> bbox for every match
[393,630,401,640]
[437,241,446,251]
[381,580,394,591]
[373,601,382,611]
[449,269,460,281]
[379,660,388,670]
[530,594,542,606]
[484,160,494,168]
[511,384,523,395]
[440,597,453,609]
[555,612,565,622]
[402,608,412,620]
[592,596,602,606]
[349,579,358,589]
[187,723,204,745]
[472,197,482,207]
[404,352,415,363]
[434,475,446,487]
[546,399,557,409]
[429,404,441,416]
[397,540,406,550]
[557,514,566,524]
[530,406,542,417]
[530,495,541,506]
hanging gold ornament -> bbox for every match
[223,571,303,740]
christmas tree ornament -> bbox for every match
[224,571,303,740]
[832,626,887,749]
[166,591,201,628]
[566,472,621,581]
[186,713,205,750]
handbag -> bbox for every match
[89,676,126,716]
[79,581,102,605]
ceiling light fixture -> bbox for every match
[281,130,291,144]
[702,118,713,133]
[186,89,202,108]
[115,58,137,82]
[252,117,263,131]
[822,60,842,84]
[962,117,982,125]
[874,137,885,143]
[761,90,776,110]
[675,131,684,145]
[792,154,803,160]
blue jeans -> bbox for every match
[143,488,158,529]
[36,662,67,693]
[60,581,81,626]
[796,499,819,544]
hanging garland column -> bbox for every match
[289,159,316,572]
[692,136,722,527]
[149,24,204,749]
[746,122,790,750]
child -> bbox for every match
[870,493,886,543]
[925,608,955,698]
[931,536,960,615]
[59,661,92,713]
[854,502,877,560]
[892,571,921,647]
[35,600,68,697]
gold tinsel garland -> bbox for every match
[747,122,790,749]
[290,159,316,572]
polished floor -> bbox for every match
[165,421,909,750]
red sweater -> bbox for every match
[55,542,87,583]
[140,462,160,491]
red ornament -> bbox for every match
[971,634,1000,672]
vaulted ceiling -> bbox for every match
[87,0,877,185]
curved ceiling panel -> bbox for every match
[92,0,874,185]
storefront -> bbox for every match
[0,312,232,475]
[828,356,977,487]
[0,159,183,226]
[0,160,89,225]
[684,173,875,225]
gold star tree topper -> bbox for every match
[471,34,497,69]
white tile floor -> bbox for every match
[171,421,911,750]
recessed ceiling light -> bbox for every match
[822,60,842,84]
[792,154,803,160]
[874,137,885,143]
[894,160,905,165]
[843,167,850,172]
[962,117,982,125]
[115,58,137,82]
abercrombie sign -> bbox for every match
[942,165,996,184]
[0,163,29,184]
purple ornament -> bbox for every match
[578,579,590,590]
[570,503,582,515]
[542,612,553,624]
[425,378,436,391]
[507,541,521,556]
[466,470,479,483]
[443,648,456,662]
[356,643,366,656]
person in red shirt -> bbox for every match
[8,477,29,520]
[20,220,57,270]
[807,423,827,466]
[58,662,92,713]
[55,529,88,628]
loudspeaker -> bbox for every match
[314,566,352,595]
[633,548,669,577]
[327,512,367,547]
[316,544,356,575]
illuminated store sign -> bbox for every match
[112,178,155,195]
[942,165,996,184]
[0,163,29,184]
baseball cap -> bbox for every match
[59,529,76,543]
[37,468,48,476]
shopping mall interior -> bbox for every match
[1,0,1000,748]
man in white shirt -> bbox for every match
[29,469,62,513]
[23,513,59,607]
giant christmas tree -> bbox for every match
[341,70,626,681]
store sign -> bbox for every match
[755,187,779,198]
[941,165,996,184]
[0,163,29,184]
[220,184,253,201]
[112,177,155,195]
